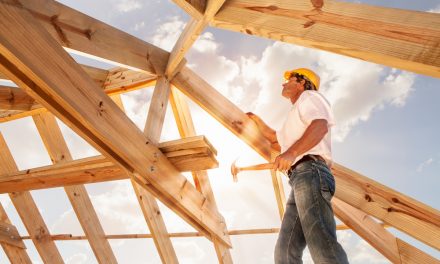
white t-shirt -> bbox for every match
[276,90,335,166]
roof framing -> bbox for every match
[0,0,439,263]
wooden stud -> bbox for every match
[0,220,26,249]
[270,151,286,220]
[0,133,64,263]
[118,80,179,264]
[0,204,32,263]
[33,112,118,264]
[169,87,232,263]
[0,3,230,247]
[212,0,440,78]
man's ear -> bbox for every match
[300,79,306,86]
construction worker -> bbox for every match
[247,68,349,263]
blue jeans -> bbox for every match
[275,159,349,264]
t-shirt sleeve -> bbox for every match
[298,92,335,127]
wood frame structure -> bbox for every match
[0,0,439,263]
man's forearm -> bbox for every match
[285,119,328,157]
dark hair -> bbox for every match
[291,73,316,91]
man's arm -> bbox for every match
[246,112,280,150]
[273,119,328,171]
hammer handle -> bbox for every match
[239,163,273,171]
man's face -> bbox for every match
[281,76,304,99]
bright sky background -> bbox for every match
[0,0,439,263]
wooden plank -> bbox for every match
[270,152,286,220]
[333,199,440,264]
[397,239,440,264]
[172,66,440,250]
[0,66,155,123]
[332,163,440,251]
[129,79,179,264]
[33,112,118,264]
[0,136,219,193]
[212,0,440,78]
[0,204,32,264]
[333,198,401,263]
[15,0,169,75]
[0,86,36,111]
[0,133,64,264]
[0,221,26,249]
[166,0,225,77]
[172,0,205,19]
[169,87,232,263]
[0,3,229,247]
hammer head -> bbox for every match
[230,160,239,182]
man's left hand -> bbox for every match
[273,151,297,172]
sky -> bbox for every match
[0,0,439,263]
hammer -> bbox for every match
[230,161,274,182]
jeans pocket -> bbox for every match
[319,170,335,204]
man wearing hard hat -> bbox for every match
[247,68,349,263]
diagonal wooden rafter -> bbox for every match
[333,199,440,264]
[171,66,440,251]
[204,0,440,78]
[0,204,32,263]
[166,0,226,77]
[125,77,179,264]
[0,133,64,263]
[32,112,118,264]
[0,2,230,247]
[172,0,205,20]
[169,87,232,263]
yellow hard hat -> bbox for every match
[284,68,320,90]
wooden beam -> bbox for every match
[33,112,118,264]
[332,163,440,251]
[0,133,64,263]
[0,86,36,111]
[0,3,229,247]
[212,0,440,78]
[172,66,440,250]
[333,199,440,264]
[172,0,205,20]
[14,0,169,75]
[0,66,156,123]
[169,87,232,263]
[270,151,286,220]
[0,136,219,193]
[18,223,378,240]
[0,220,26,249]
[166,0,226,77]
[0,204,32,263]
[132,77,179,264]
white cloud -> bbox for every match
[66,253,88,264]
[114,0,142,12]
[428,4,440,13]
[151,16,186,51]
[417,157,434,172]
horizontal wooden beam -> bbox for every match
[212,0,440,78]
[172,66,440,250]
[0,2,229,247]
[0,136,218,193]
[0,66,156,123]
[19,224,362,240]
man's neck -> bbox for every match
[290,90,305,105]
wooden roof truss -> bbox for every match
[0,0,439,263]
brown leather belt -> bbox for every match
[287,154,325,175]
